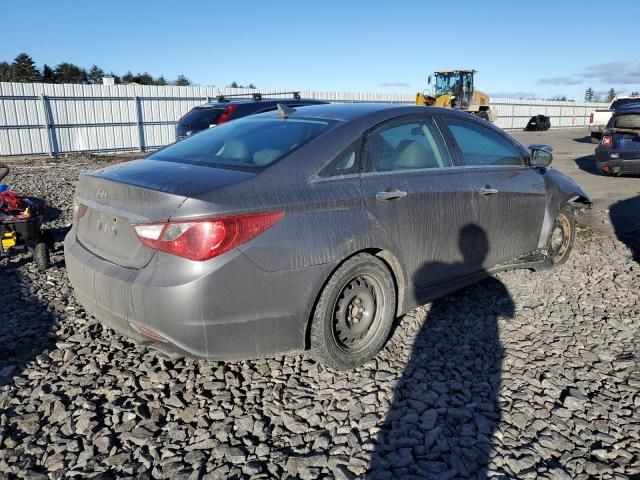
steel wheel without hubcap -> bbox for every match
[548,207,575,265]
[333,276,378,352]
[310,253,396,369]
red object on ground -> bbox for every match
[0,190,26,214]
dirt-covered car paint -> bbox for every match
[64,104,590,361]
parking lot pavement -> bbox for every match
[0,153,639,479]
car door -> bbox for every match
[439,115,547,268]
[360,115,485,288]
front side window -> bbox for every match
[443,117,523,167]
[150,116,338,172]
[365,118,451,172]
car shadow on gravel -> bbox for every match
[370,225,515,479]
[0,264,58,387]
[610,195,640,263]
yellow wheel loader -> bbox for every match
[416,70,496,122]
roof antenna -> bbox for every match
[277,103,295,118]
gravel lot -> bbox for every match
[1,152,639,479]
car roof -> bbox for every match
[259,102,468,121]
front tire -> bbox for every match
[310,253,396,370]
[547,206,576,265]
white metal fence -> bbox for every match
[0,82,607,156]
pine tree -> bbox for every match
[607,88,616,102]
[54,63,88,84]
[133,72,154,85]
[11,53,40,82]
[584,87,594,102]
[0,61,12,82]
[155,75,167,86]
[174,75,191,86]
[87,64,105,84]
[42,64,55,83]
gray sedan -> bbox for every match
[64,104,590,369]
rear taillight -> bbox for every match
[217,105,237,125]
[600,135,613,148]
[589,113,594,124]
[133,211,283,261]
[73,200,87,220]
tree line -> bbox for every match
[0,52,192,86]
[584,87,640,103]
[0,53,257,89]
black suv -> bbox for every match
[175,92,328,141]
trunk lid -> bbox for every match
[74,159,253,268]
[612,132,640,159]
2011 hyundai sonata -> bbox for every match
[64,104,590,369]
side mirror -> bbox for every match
[427,76,432,85]
[528,144,553,167]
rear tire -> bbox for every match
[309,253,396,370]
[34,243,50,271]
[547,206,576,265]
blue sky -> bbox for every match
[2,0,639,100]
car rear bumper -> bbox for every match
[64,227,332,360]
[595,150,640,174]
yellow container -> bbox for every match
[1,231,17,250]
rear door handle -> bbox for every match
[376,190,408,201]
[479,186,499,196]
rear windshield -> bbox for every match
[150,116,338,172]
[178,108,223,129]
[610,98,640,110]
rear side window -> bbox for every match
[611,113,640,129]
[365,118,451,172]
[319,142,361,177]
[149,116,338,172]
[443,117,522,167]
[178,108,223,129]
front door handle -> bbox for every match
[479,186,499,196]
[376,190,408,201]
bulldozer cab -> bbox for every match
[431,70,475,108]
